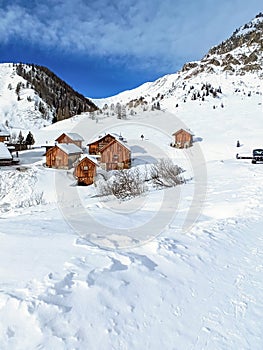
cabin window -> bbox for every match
[83,165,89,171]
[113,154,119,161]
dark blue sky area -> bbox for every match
[0,1,262,98]
[0,41,163,98]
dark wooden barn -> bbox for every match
[87,133,116,155]
[46,143,82,169]
[56,132,84,148]
[100,139,131,171]
[74,156,98,185]
[172,128,194,148]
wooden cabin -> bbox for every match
[56,132,84,148]
[172,129,194,148]
[74,156,98,186]
[100,139,131,171]
[88,133,116,155]
[46,143,82,169]
[0,124,10,142]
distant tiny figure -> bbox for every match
[236,140,240,147]
[141,134,144,141]
[16,151,18,157]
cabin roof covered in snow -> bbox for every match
[57,143,83,155]
[0,124,10,137]
[87,132,117,145]
[172,128,195,136]
[100,138,131,152]
[0,142,12,159]
[78,154,98,165]
[56,132,84,142]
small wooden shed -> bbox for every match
[46,143,82,169]
[172,128,194,148]
[74,156,98,186]
[100,139,131,171]
[56,132,84,148]
[87,133,116,155]
[0,124,10,142]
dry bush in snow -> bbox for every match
[97,168,146,199]
[150,158,185,188]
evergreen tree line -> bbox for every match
[15,63,98,123]
[10,130,35,147]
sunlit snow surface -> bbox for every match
[0,70,262,349]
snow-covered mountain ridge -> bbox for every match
[94,13,263,110]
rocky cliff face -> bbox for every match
[183,12,263,77]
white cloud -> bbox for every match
[0,0,262,72]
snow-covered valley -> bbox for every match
[0,67,262,349]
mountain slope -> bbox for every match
[16,63,98,122]
[94,12,263,110]
[0,63,98,131]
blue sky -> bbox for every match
[0,0,262,98]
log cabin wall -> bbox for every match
[88,134,115,155]
[88,143,99,155]
[46,147,80,169]
[174,130,193,148]
[46,147,68,168]
[74,158,97,185]
[100,140,131,171]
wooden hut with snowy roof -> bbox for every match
[46,143,82,169]
[74,155,98,186]
[172,128,194,148]
[56,132,84,148]
[87,133,116,155]
[100,139,131,171]
[0,124,10,142]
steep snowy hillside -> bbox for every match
[0,63,51,130]
[0,63,98,131]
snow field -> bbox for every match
[0,70,262,349]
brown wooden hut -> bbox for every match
[56,132,84,148]
[172,129,194,148]
[87,133,116,155]
[46,143,82,169]
[100,139,131,171]
[74,156,98,185]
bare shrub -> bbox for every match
[150,159,185,188]
[17,191,44,208]
[97,168,146,200]
[111,168,146,199]
[95,178,112,197]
